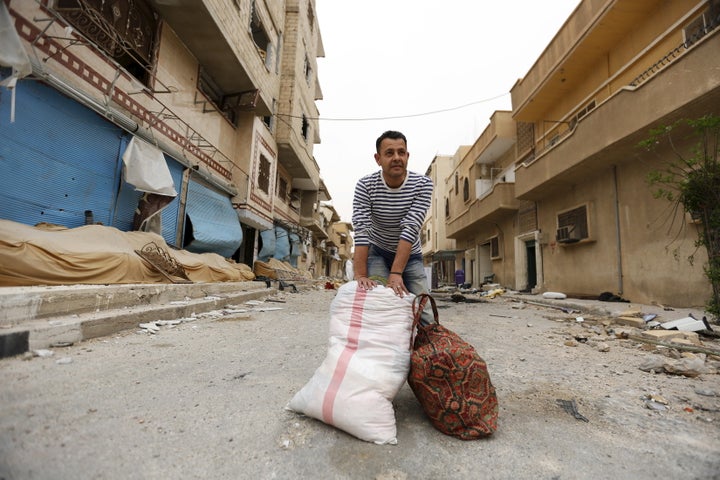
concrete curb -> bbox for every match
[0,282,276,357]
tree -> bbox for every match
[639,114,720,319]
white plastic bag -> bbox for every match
[286,281,414,444]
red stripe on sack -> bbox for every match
[321,287,367,423]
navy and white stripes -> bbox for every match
[352,170,434,255]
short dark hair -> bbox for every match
[376,130,407,152]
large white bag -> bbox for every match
[286,281,414,444]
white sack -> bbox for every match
[287,281,414,444]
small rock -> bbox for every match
[55,357,73,365]
[695,388,717,397]
[645,400,668,411]
[597,343,610,352]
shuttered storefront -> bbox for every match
[183,179,243,258]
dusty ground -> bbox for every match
[1,286,719,480]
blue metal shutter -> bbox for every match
[184,180,242,258]
[0,76,123,228]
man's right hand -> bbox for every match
[356,276,377,290]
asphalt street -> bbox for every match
[1,286,719,480]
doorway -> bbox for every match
[526,240,537,290]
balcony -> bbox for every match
[514,31,720,200]
[148,0,274,116]
[278,140,321,191]
[446,183,519,238]
[469,111,515,165]
[300,215,328,240]
[511,0,665,122]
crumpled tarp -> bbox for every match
[0,219,254,286]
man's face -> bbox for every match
[374,137,409,186]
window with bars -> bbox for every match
[516,121,535,159]
[557,204,589,242]
[56,0,157,85]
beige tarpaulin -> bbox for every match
[0,219,254,286]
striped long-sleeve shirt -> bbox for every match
[352,170,434,255]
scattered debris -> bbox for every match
[638,353,712,377]
[661,315,713,333]
[33,349,54,357]
[543,292,567,300]
[598,291,630,302]
[556,399,589,422]
[55,357,73,365]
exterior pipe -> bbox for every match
[28,58,237,196]
[612,165,624,294]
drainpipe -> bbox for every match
[613,165,624,294]
[28,58,237,196]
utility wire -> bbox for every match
[275,92,509,122]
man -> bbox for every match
[352,130,434,318]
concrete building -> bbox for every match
[0,0,327,276]
[445,111,519,290]
[328,220,353,280]
[423,153,461,288]
[445,0,719,306]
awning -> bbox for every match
[432,250,464,261]
[184,181,242,258]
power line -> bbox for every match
[275,92,509,122]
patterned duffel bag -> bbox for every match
[407,294,499,439]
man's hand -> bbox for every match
[356,276,377,290]
[387,272,409,297]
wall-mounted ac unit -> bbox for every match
[556,225,580,243]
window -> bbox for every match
[463,177,470,202]
[307,2,315,32]
[454,172,459,195]
[445,198,450,218]
[301,114,310,141]
[304,55,313,86]
[277,176,288,202]
[516,122,535,159]
[56,0,157,85]
[556,204,590,243]
[257,155,271,194]
[250,0,272,68]
[263,99,276,131]
[490,237,500,259]
[577,100,596,120]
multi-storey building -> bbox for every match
[445,111,520,289]
[423,152,462,288]
[0,0,325,275]
[446,0,719,306]
[328,220,353,280]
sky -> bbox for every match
[312,0,581,223]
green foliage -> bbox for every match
[640,114,720,318]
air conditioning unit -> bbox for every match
[556,225,580,244]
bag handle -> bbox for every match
[409,294,439,349]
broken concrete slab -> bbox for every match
[641,329,700,343]
[614,316,646,328]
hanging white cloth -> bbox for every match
[0,2,32,123]
[121,136,178,197]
